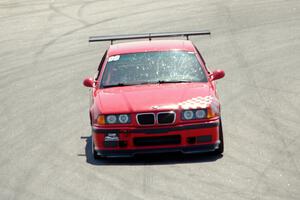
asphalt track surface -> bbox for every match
[1,0,300,199]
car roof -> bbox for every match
[107,40,196,56]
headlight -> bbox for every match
[118,114,130,124]
[195,110,206,119]
[183,110,194,120]
[182,109,208,120]
[97,114,131,125]
[106,115,117,124]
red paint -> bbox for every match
[83,77,94,87]
[211,69,225,81]
[84,40,225,157]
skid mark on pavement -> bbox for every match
[49,0,89,26]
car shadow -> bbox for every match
[80,136,222,166]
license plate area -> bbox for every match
[133,135,181,147]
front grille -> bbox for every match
[133,135,181,147]
[157,112,175,124]
[137,113,155,125]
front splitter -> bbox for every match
[95,142,220,158]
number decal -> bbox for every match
[108,55,120,62]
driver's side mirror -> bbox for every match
[210,70,225,81]
[83,77,94,87]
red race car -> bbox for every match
[83,31,225,159]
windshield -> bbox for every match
[101,51,207,88]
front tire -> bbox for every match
[213,119,224,155]
[92,136,102,160]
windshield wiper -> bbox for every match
[157,80,193,84]
[131,80,193,85]
[102,83,133,88]
[103,80,193,88]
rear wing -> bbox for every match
[89,31,211,44]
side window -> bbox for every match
[95,50,107,80]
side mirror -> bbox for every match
[210,70,225,81]
[83,77,94,87]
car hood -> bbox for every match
[95,83,215,114]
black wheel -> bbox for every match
[92,136,102,160]
[213,119,224,155]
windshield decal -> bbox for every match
[108,55,120,62]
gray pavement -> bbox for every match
[0,0,299,199]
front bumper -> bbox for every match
[92,120,220,157]
[95,142,220,157]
